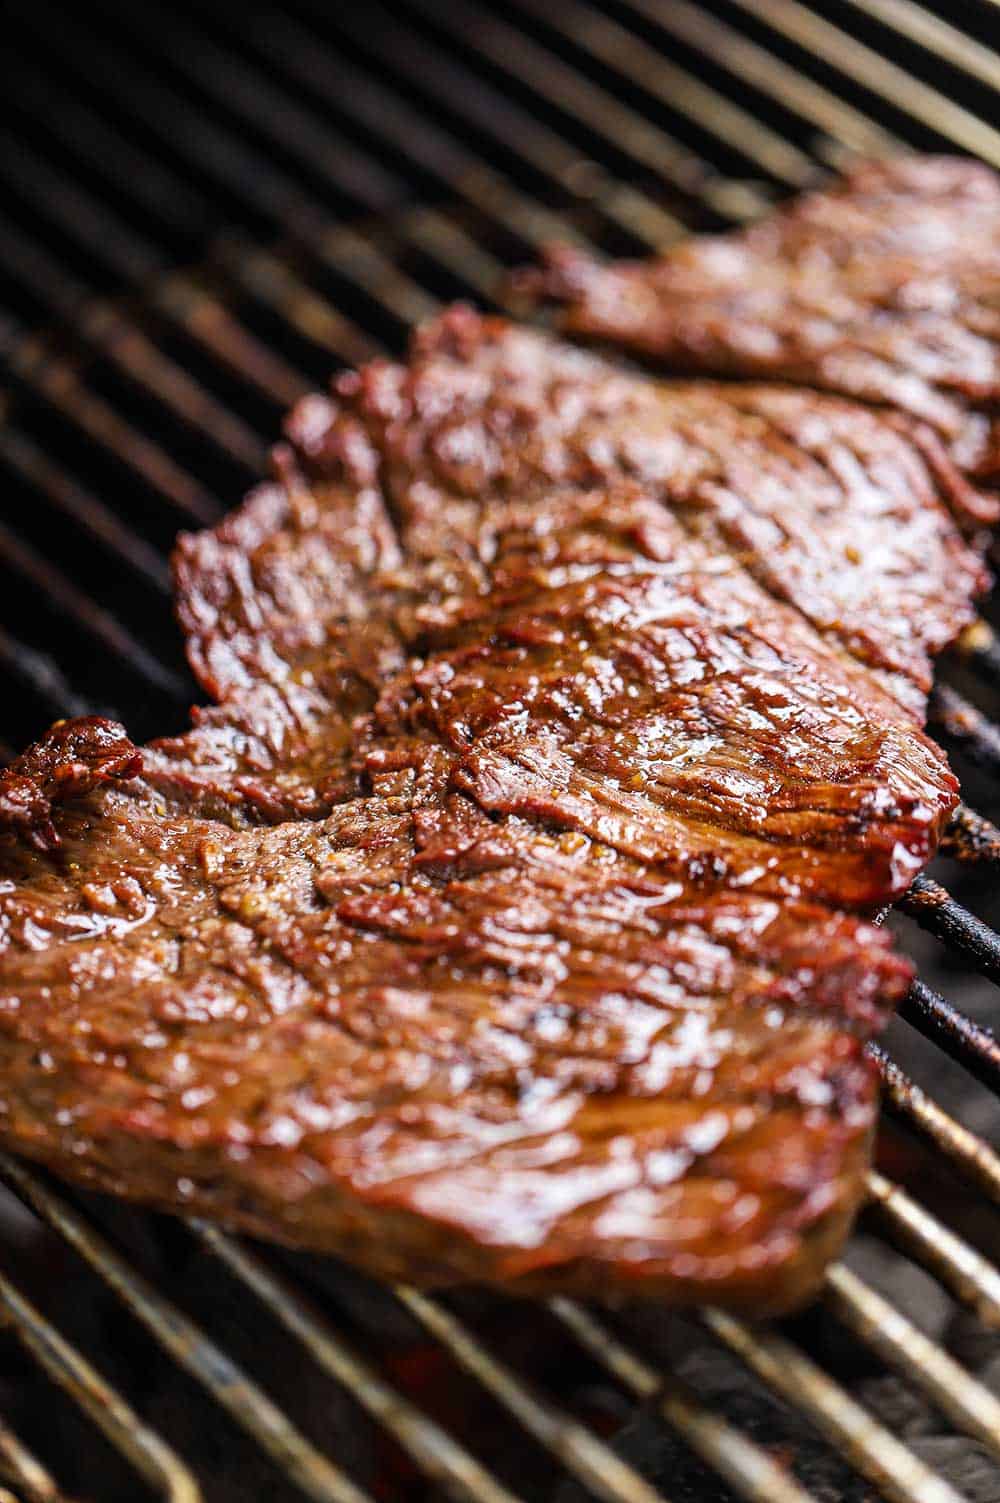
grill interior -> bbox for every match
[0,3,999,1500]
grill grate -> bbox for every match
[0,3,999,1500]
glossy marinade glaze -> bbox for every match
[522,156,1000,524]
[0,309,987,1310]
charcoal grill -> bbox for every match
[1,3,999,1500]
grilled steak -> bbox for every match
[522,156,1000,524]
[0,310,985,1310]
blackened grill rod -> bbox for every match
[940,803,1000,865]
[901,875,1000,983]
[900,979,1000,1094]
[930,683,1000,780]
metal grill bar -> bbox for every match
[403,0,773,220]
[940,803,1000,864]
[191,1223,524,1503]
[0,1156,372,1503]
[726,0,1000,166]
[211,239,380,368]
[824,1262,1000,1459]
[930,682,1000,779]
[839,0,1000,92]
[0,1416,65,1503]
[869,1045,1000,1199]
[621,0,898,164]
[320,3,685,247]
[396,1286,669,1503]
[0,1264,201,1503]
[505,0,820,185]
[865,1171,1000,1326]
[703,1309,967,1503]
[548,1298,815,1503]
[144,270,310,410]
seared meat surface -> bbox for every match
[523,157,1000,523]
[0,311,984,1309]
